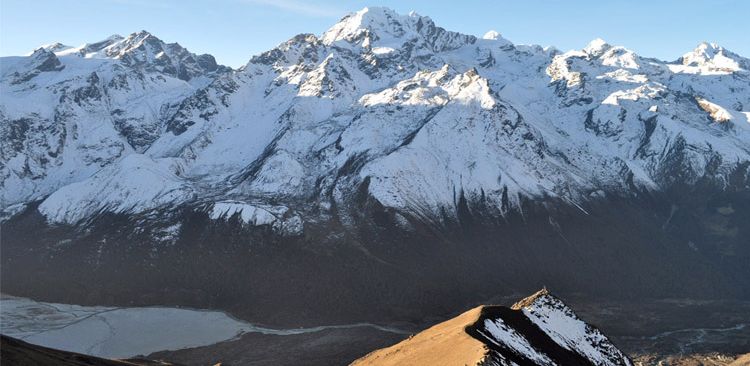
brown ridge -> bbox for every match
[510,287,551,310]
[350,305,490,366]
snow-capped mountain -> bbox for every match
[1,31,227,216]
[3,7,748,227]
[1,6,749,327]
[353,289,632,366]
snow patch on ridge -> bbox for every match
[38,155,192,224]
[210,201,283,226]
[481,317,555,365]
[518,293,632,366]
[209,201,303,235]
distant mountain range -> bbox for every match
[1,7,748,329]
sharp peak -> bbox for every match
[327,6,428,32]
[29,47,55,56]
[29,42,73,55]
[582,38,637,57]
[510,287,560,310]
[482,30,502,40]
[342,6,426,27]
[583,38,611,54]
[680,41,748,67]
[353,6,408,17]
[695,41,723,51]
[689,41,736,57]
[78,34,124,51]
[123,30,162,42]
[321,6,473,49]
[587,37,609,47]
[117,31,193,51]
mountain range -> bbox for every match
[1,6,749,329]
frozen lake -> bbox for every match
[0,294,407,358]
[0,294,251,358]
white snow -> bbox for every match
[483,30,502,40]
[2,6,750,229]
[210,201,283,226]
[38,155,192,224]
[583,38,610,56]
[209,201,303,235]
[518,294,633,366]
[371,46,396,55]
[679,42,744,73]
[481,318,555,365]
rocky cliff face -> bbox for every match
[1,7,749,326]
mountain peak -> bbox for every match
[695,41,722,53]
[25,48,65,73]
[584,38,611,56]
[134,29,153,37]
[31,42,73,55]
[354,289,632,366]
[115,30,163,50]
[321,6,475,54]
[482,30,502,40]
[76,34,125,56]
[511,287,555,309]
[105,34,125,41]
[687,41,726,62]
[680,41,748,72]
[321,6,410,45]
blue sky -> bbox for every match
[1,0,747,68]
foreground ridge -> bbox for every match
[0,335,177,366]
[353,289,632,366]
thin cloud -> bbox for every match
[241,0,345,18]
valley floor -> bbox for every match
[0,294,409,360]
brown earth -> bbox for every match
[352,306,488,366]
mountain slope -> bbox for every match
[352,289,632,366]
[3,6,749,224]
[0,31,228,213]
